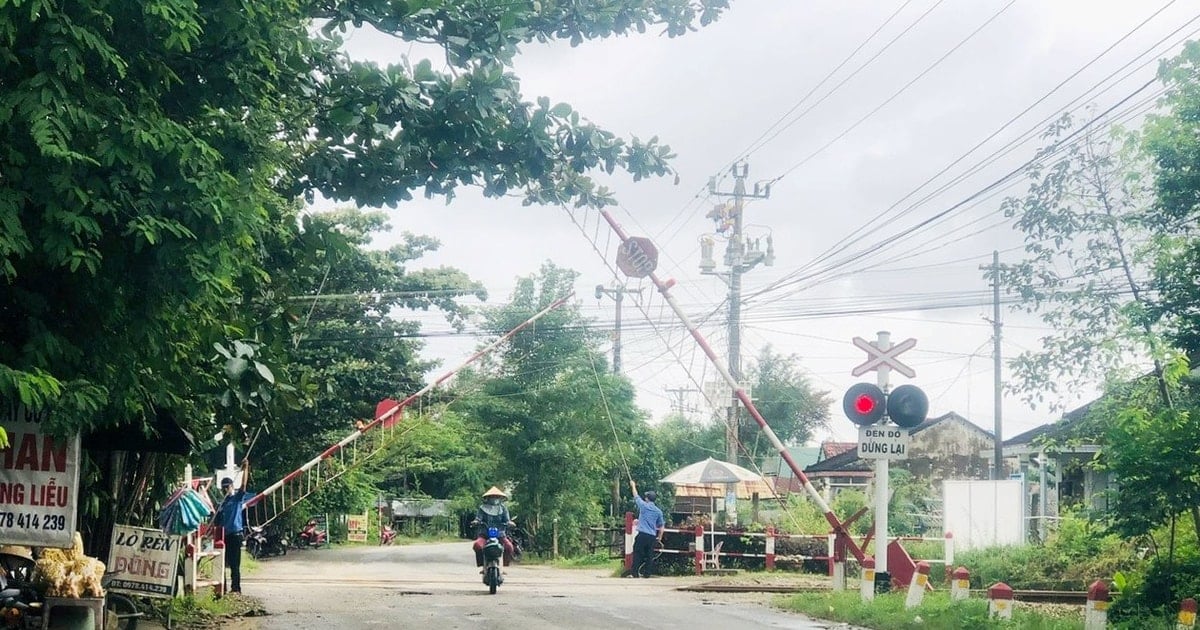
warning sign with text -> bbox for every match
[858,425,911,460]
[0,405,81,547]
[347,513,368,543]
[107,525,181,597]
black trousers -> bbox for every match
[225,531,243,592]
[631,532,657,577]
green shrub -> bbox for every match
[1110,552,1200,621]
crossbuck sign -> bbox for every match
[851,336,917,378]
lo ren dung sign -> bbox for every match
[107,525,181,597]
[0,405,81,548]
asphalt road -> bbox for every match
[239,541,846,630]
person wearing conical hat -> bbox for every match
[471,486,516,570]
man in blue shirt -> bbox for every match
[213,467,255,594]
[628,480,664,578]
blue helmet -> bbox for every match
[487,527,500,538]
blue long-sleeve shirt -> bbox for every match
[634,495,665,536]
[215,489,255,534]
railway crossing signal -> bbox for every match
[843,383,885,426]
[887,384,929,429]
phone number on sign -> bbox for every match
[0,511,68,531]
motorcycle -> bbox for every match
[478,526,505,595]
[294,520,327,549]
[0,554,42,629]
[246,525,289,559]
[380,524,396,546]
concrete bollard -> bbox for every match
[860,557,875,602]
[905,562,931,609]
[950,566,970,601]
[988,582,1014,620]
[1179,598,1197,630]
[694,525,705,576]
[1084,580,1109,630]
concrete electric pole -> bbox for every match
[981,251,1003,479]
[700,162,774,463]
[595,284,641,374]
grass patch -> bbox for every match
[543,552,623,571]
[777,590,1082,629]
[161,591,266,628]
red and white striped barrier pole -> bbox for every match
[905,561,930,609]
[860,557,875,602]
[623,512,634,573]
[1085,580,1109,630]
[1179,598,1197,630]
[765,527,776,571]
[988,582,1014,620]
[694,525,705,576]
[593,210,865,564]
[950,566,970,601]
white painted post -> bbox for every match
[829,532,846,591]
[1085,580,1109,630]
[944,531,954,578]
[1178,598,1197,630]
[905,561,930,609]
[950,566,970,601]
[874,331,891,589]
[860,557,876,602]
[988,583,1014,620]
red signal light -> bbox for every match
[843,383,885,425]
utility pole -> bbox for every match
[701,162,774,463]
[981,251,1003,479]
[664,387,699,415]
[595,284,641,373]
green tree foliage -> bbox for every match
[0,0,725,425]
[461,263,654,553]
[997,115,1168,407]
[741,345,831,460]
[0,0,726,544]
[1144,42,1200,356]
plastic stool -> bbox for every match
[41,596,105,630]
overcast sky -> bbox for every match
[332,1,1196,447]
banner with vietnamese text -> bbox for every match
[0,405,81,547]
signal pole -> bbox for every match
[595,284,641,373]
[701,162,774,464]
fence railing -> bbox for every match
[621,512,956,584]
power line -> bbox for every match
[767,0,1017,185]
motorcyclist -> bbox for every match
[471,486,515,570]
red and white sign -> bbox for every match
[616,237,659,278]
[851,336,917,378]
[0,406,81,547]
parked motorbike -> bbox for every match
[246,525,289,559]
[478,526,505,595]
[380,524,396,546]
[294,519,327,549]
[0,555,42,629]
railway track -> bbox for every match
[679,582,1089,604]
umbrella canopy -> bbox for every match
[660,458,777,499]
[661,457,768,484]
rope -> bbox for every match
[588,351,632,483]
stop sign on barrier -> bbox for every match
[616,237,658,278]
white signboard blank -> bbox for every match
[942,479,1025,551]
